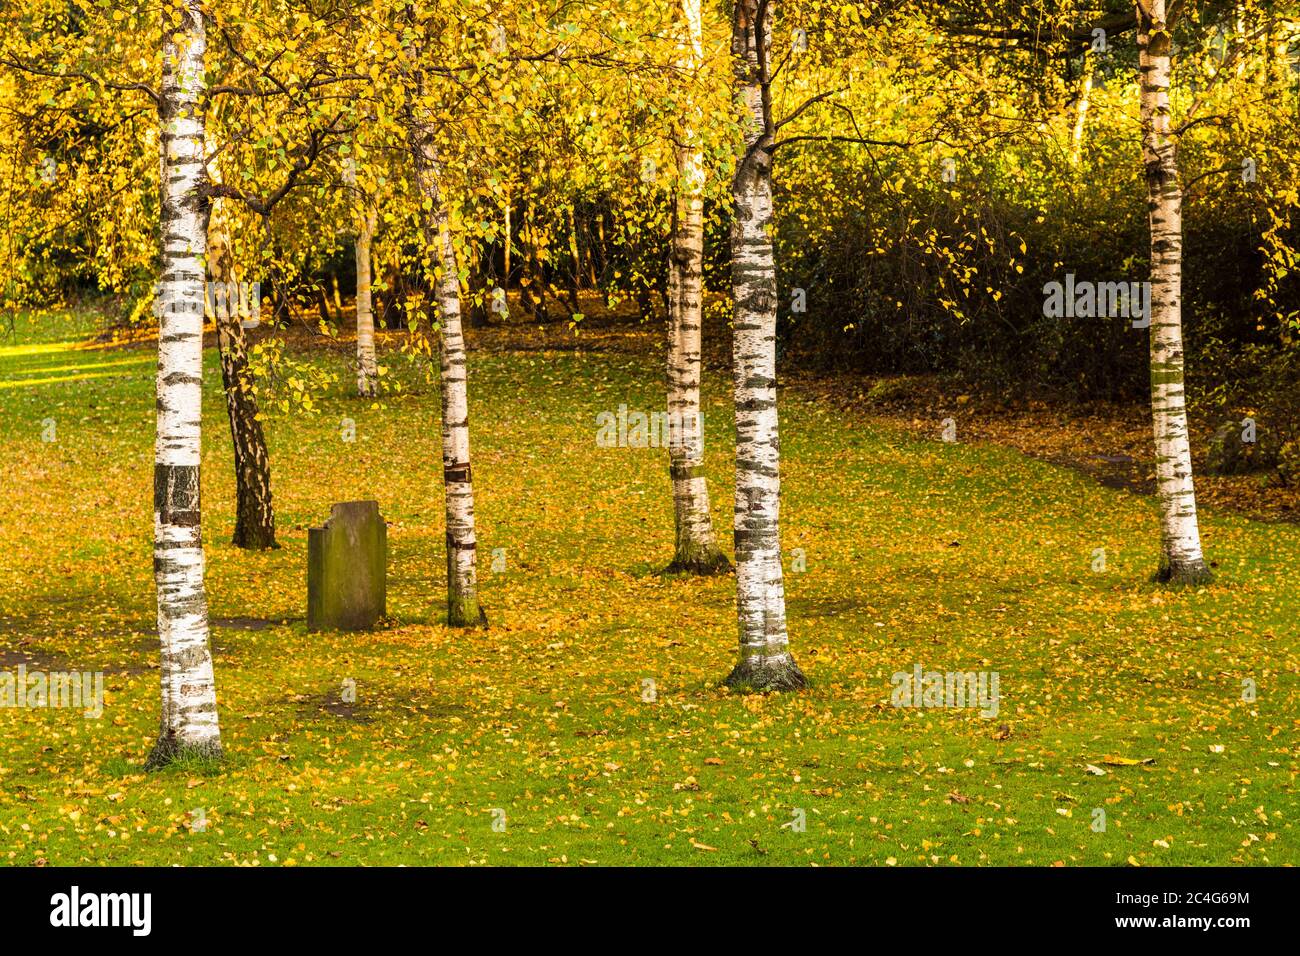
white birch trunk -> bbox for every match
[503,201,511,285]
[355,219,378,396]
[345,160,379,397]
[1070,49,1095,167]
[408,105,484,626]
[1137,0,1212,584]
[725,0,804,690]
[148,0,222,766]
[666,0,729,575]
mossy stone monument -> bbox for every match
[307,500,386,631]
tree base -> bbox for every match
[232,527,279,550]
[448,598,488,628]
[144,735,223,771]
[1153,557,1214,587]
[664,547,732,576]
[724,653,807,693]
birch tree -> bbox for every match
[1070,47,1096,167]
[148,0,222,766]
[405,21,484,627]
[1136,0,1212,584]
[666,0,730,575]
[725,0,805,690]
[344,157,380,397]
[207,146,276,550]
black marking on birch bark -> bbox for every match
[162,372,202,386]
[444,463,472,484]
[445,533,477,552]
[735,467,780,486]
[155,463,201,526]
[733,531,771,555]
[159,335,201,347]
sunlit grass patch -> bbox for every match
[0,312,1295,866]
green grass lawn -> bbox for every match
[0,307,1296,866]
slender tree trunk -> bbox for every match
[465,246,492,328]
[565,206,582,312]
[379,257,402,329]
[1234,2,1248,78]
[587,207,600,288]
[725,0,804,691]
[518,209,536,317]
[408,105,484,627]
[205,133,275,551]
[636,287,654,322]
[1137,0,1212,585]
[355,211,379,396]
[207,216,276,550]
[503,200,512,286]
[271,279,290,325]
[576,206,588,288]
[1070,49,1095,167]
[666,0,729,575]
[344,159,379,396]
[148,0,222,767]
[316,285,334,326]
[519,207,547,321]
[595,210,608,292]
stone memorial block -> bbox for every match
[307,500,386,631]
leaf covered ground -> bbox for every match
[0,308,1296,866]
